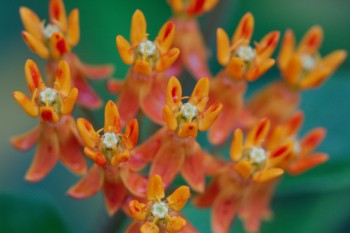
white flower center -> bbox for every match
[151,202,168,219]
[139,40,157,56]
[39,88,58,104]
[102,132,119,149]
[248,147,266,164]
[300,54,316,70]
[237,46,255,62]
[180,103,198,120]
[43,24,60,39]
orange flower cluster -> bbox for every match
[11,1,346,233]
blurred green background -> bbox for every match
[0,0,349,232]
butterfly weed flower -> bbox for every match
[20,0,114,109]
[108,9,179,125]
[130,77,222,193]
[166,0,219,80]
[68,100,148,215]
[248,26,347,124]
[126,175,196,233]
[11,59,86,182]
[208,12,280,145]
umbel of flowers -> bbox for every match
[11,0,347,233]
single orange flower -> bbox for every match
[126,175,197,233]
[68,101,147,215]
[11,59,86,182]
[20,0,114,109]
[130,77,222,193]
[108,9,179,125]
[208,12,280,145]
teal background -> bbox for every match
[0,0,349,232]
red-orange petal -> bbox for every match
[11,126,40,151]
[120,168,147,197]
[103,177,127,216]
[123,119,139,150]
[246,118,270,147]
[73,74,103,109]
[256,31,280,61]
[297,26,323,55]
[288,153,328,175]
[193,177,220,208]
[300,128,326,155]
[24,59,44,94]
[156,21,175,54]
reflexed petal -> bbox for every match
[217,28,231,66]
[24,59,44,94]
[103,178,127,216]
[147,175,165,202]
[116,35,134,65]
[107,79,123,94]
[67,9,80,46]
[50,32,70,59]
[125,221,143,233]
[104,100,121,133]
[230,128,243,161]
[181,142,205,192]
[78,62,114,80]
[225,57,244,80]
[49,0,67,30]
[123,119,139,150]
[193,177,220,208]
[22,31,49,59]
[131,10,147,46]
[54,60,71,96]
[278,29,295,70]
[246,118,270,147]
[163,105,177,131]
[155,47,180,72]
[198,103,223,131]
[74,73,103,109]
[288,153,328,175]
[178,122,198,138]
[77,118,99,148]
[13,91,39,117]
[212,191,239,233]
[117,83,140,127]
[67,164,103,199]
[150,141,185,188]
[140,222,159,233]
[25,127,59,182]
[256,31,280,60]
[232,12,254,46]
[120,168,147,197]
[156,21,175,54]
[166,216,187,233]
[40,106,59,122]
[167,186,191,211]
[11,126,40,151]
[165,76,182,109]
[297,26,323,55]
[19,7,43,41]
[61,87,78,114]
[253,168,284,183]
[300,128,326,155]
[189,78,209,112]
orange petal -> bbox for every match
[189,78,209,112]
[77,118,99,148]
[134,60,152,76]
[246,58,275,82]
[49,32,70,58]
[131,10,147,46]
[178,122,198,138]
[297,26,323,55]
[282,54,302,86]
[54,60,71,96]
[193,177,220,208]
[140,222,159,233]
[13,91,39,117]
[116,35,134,65]
[25,127,59,182]
[268,142,292,168]
[167,216,187,233]
[67,165,103,199]
[156,21,175,54]
[10,126,40,151]
[163,105,177,131]
[204,0,219,12]
[278,29,295,70]
[234,160,253,179]
[24,59,44,94]
[186,0,206,15]
[122,119,139,150]
[120,168,147,197]
[299,68,332,90]
[147,175,165,202]
[165,76,182,109]
[22,31,49,59]
[256,31,280,60]
[225,57,245,80]
[288,153,328,175]
[300,128,326,155]
[285,110,304,136]
[61,87,78,114]
[150,141,185,188]
[84,147,106,166]
[246,118,270,147]
[67,9,80,46]
[155,47,180,72]
[321,50,347,71]
[212,191,239,233]
[49,0,67,30]
[198,103,223,131]
[253,168,284,182]
[103,177,127,216]
[129,200,147,221]
[181,142,205,192]
[40,106,59,123]
[167,186,191,211]
[232,12,254,46]
[104,100,121,133]
[217,28,231,66]
[230,128,244,161]
[19,7,43,41]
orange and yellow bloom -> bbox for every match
[126,175,196,233]
[11,59,86,182]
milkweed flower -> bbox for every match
[130,77,222,193]
[248,26,347,124]
[108,9,179,125]
[20,0,114,109]
[208,12,280,145]
[68,101,148,215]
[166,0,219,80]
[11,59,86,182]
[193,118,292,233]
[126,175,196,233]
